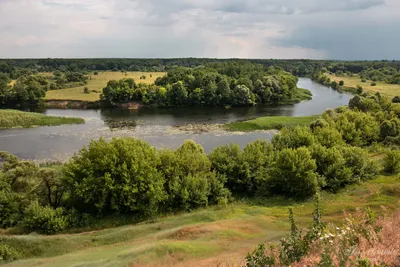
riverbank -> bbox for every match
[225,115,319,131]
[0,110,85,129]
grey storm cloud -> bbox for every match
[0,0,398,59]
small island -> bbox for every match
[0,109,85,129]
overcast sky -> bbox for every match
[0,0,399,59]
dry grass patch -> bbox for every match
[326,73,400,98]
[45,71,165,102]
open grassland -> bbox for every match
[45,71,166,102]
[225,115,319,131]
[326,73,400,98]
[2,174,399,267]
[0,109,84,129]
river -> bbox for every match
[0,78,352,161]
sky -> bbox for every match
[0,0,399,59]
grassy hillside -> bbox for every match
[0,110,84,129]
[3,174,399,267]
[45,72,165,102]
[326,73,400,98]
[225,115,319,131]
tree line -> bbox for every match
[1,59,400,78]
[101,63,311,107]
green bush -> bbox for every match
[383,150,400,174]
[309,145,352,191]
[158,140,229,211]
[209,144,249,194]
[0,244,21,263]
[242,140,275,195]
[371,82,377,86]
[22,202,69,234]
[338,146,379,182]
[63,138,166,216]
[312,126,344,148]
[272,126,316,150]
[392,96,400,103]
[266,147,318,199]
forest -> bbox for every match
[1,59,400,108]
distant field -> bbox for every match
[326,73,400,98]
[45,71,165,102]
[225,115,319,131]
[3,174,399,267]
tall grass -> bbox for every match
[0,110,84,129]
[1,175,399,266]
[225,115,319,131]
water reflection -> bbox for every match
[0,78,352,161]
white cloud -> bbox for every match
[0,0,397,59]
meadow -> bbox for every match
[2,174,399,267]
[326,73,400,98]
[0,109,84,129]
[45,71,166,102]
[225,115,319,131]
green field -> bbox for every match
[2,174,399,267]
[0,110,84,129]
[225,115,319,131]
[45,72,166,102]
[326,73,400,98]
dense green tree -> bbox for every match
[158,140,229,210]
[383,150,400,174]
[266,148,318,199]
[209,144,249,194]
[63,138,166,216]
[167,81,188,107]
[272,126,316,150]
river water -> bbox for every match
[0,78,352,161]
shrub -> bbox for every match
[63,138,166,216]
[266,147,318,199]
[392,96,400,103]
[383,150,400,174]
[0,244,21,263]
[209,144,249,194]
[356,85,363,94]
[83,87,90,94]
[361,79,367,82]
[272,126,316,150]
[371,82,377,86]
[158,140,230,211]
[313,127,344,148]
[309,145,352,191]
[338,146,379,182]
[22,202,69,234]
[93,71,99,75]
[339,80,344,86]
[242,140,275,195]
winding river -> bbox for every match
[0,78,352,161]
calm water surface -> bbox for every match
[0,78,352,161]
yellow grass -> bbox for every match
[45,71,166,102]
[326,73,400,98]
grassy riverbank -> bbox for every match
[45,71,166,102]
[0,110,84,129]
[225,115,319,131]
[326,73,400,98]
[2,174,398,267]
